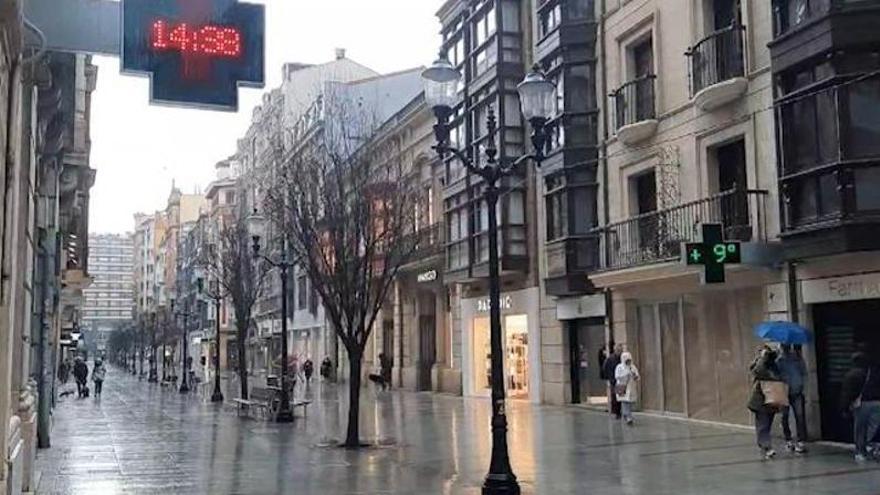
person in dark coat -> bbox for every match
[379,353,393,391]
[777,344,808,453]
[303,358,314,387]
[840,352,880,461]
[320,356,332,381]
[748,345,784,460]
[72,356,89,398]
[603,343,623,419]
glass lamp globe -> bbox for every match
[517,65,556,121]
[421,55,461,110]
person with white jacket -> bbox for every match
[615,351,640,425]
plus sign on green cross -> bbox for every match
[683,223,742,284]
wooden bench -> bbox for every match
[232,387,275,419]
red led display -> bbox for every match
[151,19,242,58]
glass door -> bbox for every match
[505,315,529,398]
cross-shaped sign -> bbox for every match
[683,223,741,284]
[121,0,264,111]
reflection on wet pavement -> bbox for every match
[36,367,880,494]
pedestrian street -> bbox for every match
[35,369,880,494]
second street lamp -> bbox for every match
[422,55,555,495]
[246,209,295,423]
[196,262,225,404]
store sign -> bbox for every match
[556,294,605,320]
[477,296,512,313]
[121,0,265,110]
[802,273,880,304]
[417,270,438,283]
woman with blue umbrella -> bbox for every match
[754,321,812,455]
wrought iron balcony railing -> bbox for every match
[611,75,656,131]
[595,189,768,271]
[687,24,746,96]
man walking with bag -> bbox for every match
[841,352,880,462]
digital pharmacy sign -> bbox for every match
[121,0,264,111]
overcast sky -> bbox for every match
[89,0,443,234]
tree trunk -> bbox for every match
[237,327,248,400]
[345,350,362,448]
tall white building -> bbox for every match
[81,234,135,352]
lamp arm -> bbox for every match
[433,143,498,183]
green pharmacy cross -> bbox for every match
[684,223,741,284]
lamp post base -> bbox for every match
[210,391,224,402]
[275,408,294,423]
[482,475,521,495]
[179,384,190,393]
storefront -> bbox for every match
[461,287,541,403]
[800,268,880,443]
[556,294,607,406]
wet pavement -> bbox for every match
[37,367,880,494]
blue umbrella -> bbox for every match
[755,321,812,345]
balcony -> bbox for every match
[778,73,880,258]
[595,189,768,271]
[612,75,657,145]
[403,222,446,270]
[687,24,747,111]
[544,236,599,296]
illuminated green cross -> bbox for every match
[684,223,741,284]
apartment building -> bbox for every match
[594,0,781,425]
[767,0,880,443]
[81,234,135,352]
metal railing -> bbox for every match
[595,189,768,271]
[409,222,445,261]
[612,75,657,131]
[687,24,746,96]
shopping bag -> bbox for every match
[760,381,788,409]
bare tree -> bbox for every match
[197,215,269,400]
[263,97,421,447]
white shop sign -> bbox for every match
[477,296,512,312]
[802,272,880,304]
[417,270,438,283]
[556,294,606,320]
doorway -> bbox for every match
[569,319,608,405]
[813,299,880,443]
[471,314,530,398]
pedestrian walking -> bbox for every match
[777,344,808,453]
[841,352,880,462]
[303,358,314,387]
[379,352,392,391]
[320,356,333,381]
[748,345,787,460]
[603,343,623,419]
[92,359,107,398]
[73,356,89,398]
[614,351,640,426]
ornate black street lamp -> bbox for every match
[195,260,225,403]
[246,209,294,423]
[148,312,159,383]
[161,307,168,382]
[171,297,193,393]
[422,55,555,495]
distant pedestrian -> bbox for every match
[614,351,640,426]
[777,344,808,453]
[748,345,786,460]
[73,356,89,398]
[841,352,880,462]
[58,359,70,384]
[303,358,314,387]
[320,356,332,381]
[603,343,623,419]
[379,352,392,391]
[92,359,107,398]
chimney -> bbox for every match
[335,48,346,60]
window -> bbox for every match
[309,284,319,315]
[224,191,236,205]
[474,6,496,46]
[539,3,562,38]
[565,0,594,21]
[546,176,567,241]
